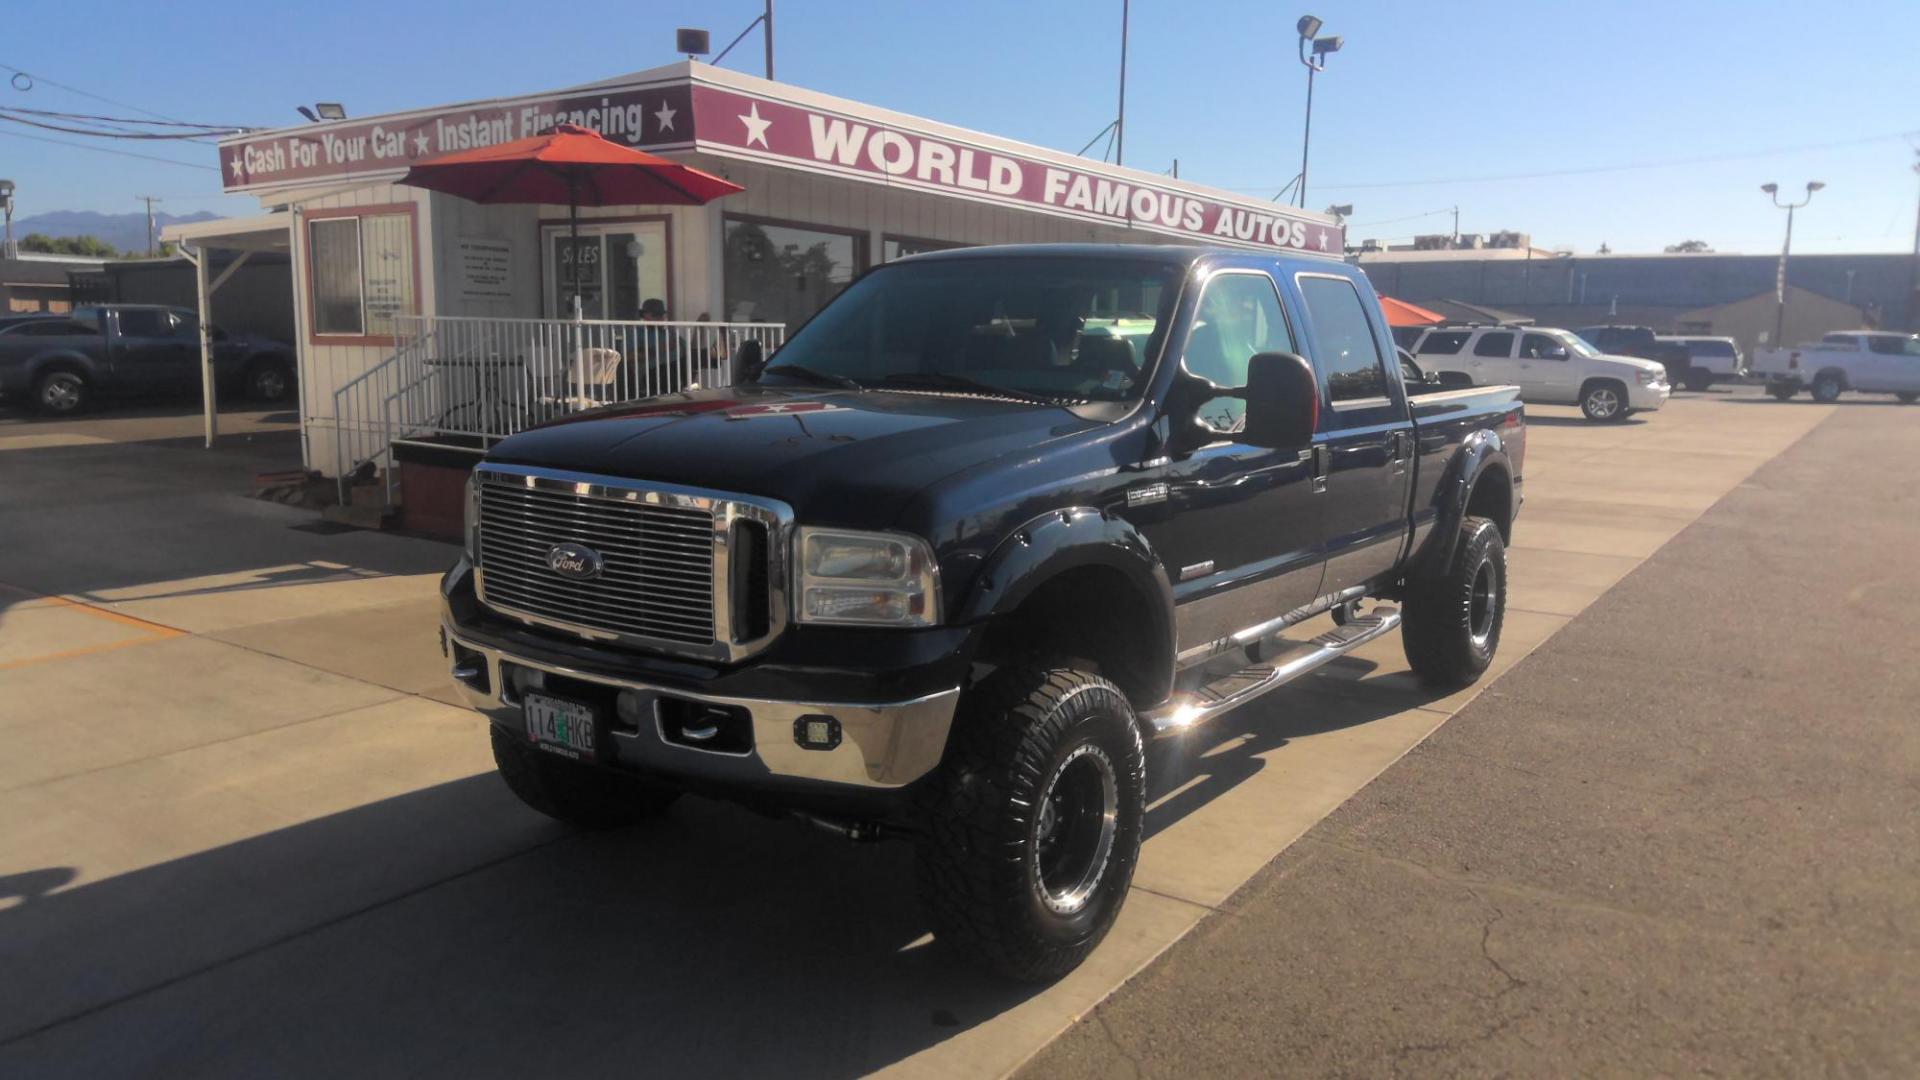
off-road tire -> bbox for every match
[1767,384,1797,401]
[1897,392,1918,405]
[1402,515,1507,687]
[1579,379,1628,422]
[31,369,89,415]
[490,724,679,829]
[914,664,1145,983]
[1812,373,1844,403]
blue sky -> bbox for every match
[4,0,1916,254]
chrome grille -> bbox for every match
[472,465,794,662]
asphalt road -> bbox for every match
[1023,401,1920,1076]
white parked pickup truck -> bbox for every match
[1752,331,1920,403]
[1410,324,1669,422]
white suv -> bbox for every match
[1410,324,1670,422]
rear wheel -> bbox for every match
[1767,383,1797,401]
[31,369,89,415]
[1812,373,1843,403]
[1683,371,1712,392]
[915,664,1145,983]
[1580,380,1627,422]
[1402,516,1507,687]
[489,724,679,829]
[246,357,294,402]
[1897,392,1918,405]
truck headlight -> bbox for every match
[464,472,482,563]
[795,527,940,627]
[1637,369,1659,385]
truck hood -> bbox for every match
[1600,354,1666,376]
[482,386,1105,528]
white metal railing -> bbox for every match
[332,314,786,502]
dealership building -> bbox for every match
[168,60,1342,511]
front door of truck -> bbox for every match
[1292,272,1414,598]
[109,308,196,393]
[1520,331,1578,402]
[1131,268,1325,659]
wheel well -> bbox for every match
[1465,466,1513,543]
[971,565,1166,710]
[247,352,293,375]
[1579,376,1626,397]
[33,360,89,382]
[1814,366,1848,388]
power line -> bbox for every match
[0,104,248,131]
[0,110,233,140]
[0,61,198,126]
[1219,128,1920,195]
[1348,207,1455,229]
[0,127,217,171]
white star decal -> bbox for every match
[654,101,677,133]
[229,156,245,179]
[738,102,771,148]
[1317,230,1330,251]
[413,133,430,155]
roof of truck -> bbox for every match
[897,242,1343,267]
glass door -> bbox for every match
[543,221,668,320]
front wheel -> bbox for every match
[915,665,1145,983]
[1402,516,1507,687]
[490,724,679,829]
[1580,380,1627,422]
[1683,371,1712,392]
[31,369,89,415]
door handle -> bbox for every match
[1310,444,1330,494]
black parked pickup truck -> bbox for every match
[1574,324,1694,389]
[440,244,1525,980]
[0,304,295,415]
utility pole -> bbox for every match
[136,195,162,256]
[1908,151,1920,331]
[1451,205,1460,246]
[763,0,775,80]
[1115,0,1129,168]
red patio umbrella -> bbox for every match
[399,123,743,315]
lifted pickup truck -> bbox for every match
[440,244,1525,980]
[1753,331,1920,403]
[0,304,295,415]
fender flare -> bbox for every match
[25,349,101,384]
[953,506,1177,700]
[1413,429,1514,578]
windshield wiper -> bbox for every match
[870,371,1060,404]
[761,363,863,391]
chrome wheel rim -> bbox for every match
[1468,560,1497,648]
[40,375,81,412]
[254,368,287,399]
[1033,743,1119,916]
[1587,388,1619,418]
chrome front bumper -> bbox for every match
[443,625,960,790]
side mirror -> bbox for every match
[1434,369,1475,388]
[1241,351,1319,449]
[733,339,767,383]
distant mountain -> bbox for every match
[10,209,224,255]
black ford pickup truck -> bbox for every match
[0,304,294,415]
[440,244,1524,980]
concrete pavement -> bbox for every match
[0,392,1849,1077]
[1025,397,1920,1076]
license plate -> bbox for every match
[524,692,596,758]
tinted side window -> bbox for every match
[1418,330,1470,355]
[1520,333,1564,359]
[1692,341,1734,357]
[1866,336,1905,356]
[1298,275,1387,403]
[15,320,96,337]
[116,309,168,337]
[1183,272,1297,429]
[1474,332,1514,357]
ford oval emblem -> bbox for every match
[545,542,604,580]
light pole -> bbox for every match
[0,179,14,258]
[1761,180,1823,347]
[1294,15,1343,209]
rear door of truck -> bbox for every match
[1288,269,1415,597]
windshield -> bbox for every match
[760,256,1184,403]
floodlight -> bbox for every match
[1296,15,1322,38]
[315,103,347,120]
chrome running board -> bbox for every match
[1145,607,1401,736]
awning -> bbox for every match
[1378,296,1447,327]
[159,213,295,449]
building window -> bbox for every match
[309,212,416,339]
[881,235,966,263]
[722,215,867,331]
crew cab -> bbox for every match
[439,244,1525,981]
[0,304,295,415]
[1752,330,1920,403]
[1410,323,1668,421]
[1575,324,1693,389]
[1656,334,1746,391]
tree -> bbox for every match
[19,233,120,258]
[1664,239,1714,253]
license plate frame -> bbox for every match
[523,691,597,758]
